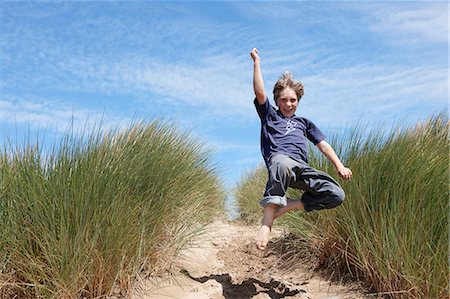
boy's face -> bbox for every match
[276,87,298,118]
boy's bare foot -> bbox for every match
[255,224,271,250]
[256,204,276,250]
[273,199,304,219]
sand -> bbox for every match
[132,221,369,299]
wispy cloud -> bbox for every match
[0,96,131,134]
[28,53,254,118]
[1,2,257,122]
[2,1,446,127]
[1,1,447,187]
[300,64,447,129]
[355,2,448,44]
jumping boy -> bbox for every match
[250,48,353,250]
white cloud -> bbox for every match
[300,64,447,128]
[0,100,13,110]
[44,53,255,119]
[364,3,448,44]
[232,2,299,20]
[0,96,131,134]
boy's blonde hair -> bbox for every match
[273,71,304,102]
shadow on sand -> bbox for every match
[182,270,306,299]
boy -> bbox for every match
[250,48,353,250]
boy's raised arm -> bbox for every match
[250,48,266,105]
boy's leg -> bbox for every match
[273,198,304,219]
[290,161,345,212]
[255,204,276,250]
[257,154,303,250]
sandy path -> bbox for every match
[133,221,368,299]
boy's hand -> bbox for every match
[250,48,260,62]
[338,167,353,180]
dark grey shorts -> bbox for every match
[260,153,345,212]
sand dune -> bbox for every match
[133,221,368,299]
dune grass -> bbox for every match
[234,113,448,298]
[0,121,224,298]
[235,164,267,224]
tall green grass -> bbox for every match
[235,165,267,224]
[0,121,224,298]
[235,114,448,298]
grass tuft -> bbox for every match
[235,113,448,298]
[0,120,224,298]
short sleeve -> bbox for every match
[253,97,270,120]
[305,119,326,145]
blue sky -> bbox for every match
[1,1,448,191]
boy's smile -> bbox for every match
[276,87,298,118]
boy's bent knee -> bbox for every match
[330,187,345,208]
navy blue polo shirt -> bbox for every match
[254,98,325,165]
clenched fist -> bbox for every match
[250,48,260,62]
